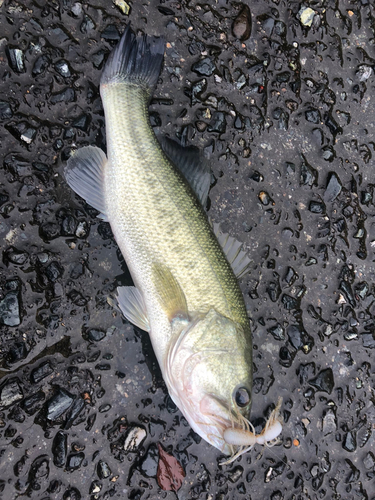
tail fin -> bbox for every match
[100,25,165,92]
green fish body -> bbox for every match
[65,26,254,458]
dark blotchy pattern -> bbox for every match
[0,0,374,499]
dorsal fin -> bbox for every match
[160,137,211,207]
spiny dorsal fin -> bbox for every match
[151,262,188,321]
[160,137,211,208]
[116,286,149,331]
[64,145,108,220]
[213,223,252,279]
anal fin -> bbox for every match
[64,145,108,219]
[213,223,252,279]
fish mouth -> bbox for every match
[195,394,252,457]
[196,396,283,465]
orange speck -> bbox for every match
[293,438,300,446]
[166,42,172,49]
[348,10,354,16]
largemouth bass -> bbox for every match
[65,26,281,462]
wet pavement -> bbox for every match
[1,0,375,499]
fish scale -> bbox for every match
[102,83,245,328]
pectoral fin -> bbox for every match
[117,286,149,331]
[151,263,188,321]
[64,146,108,220]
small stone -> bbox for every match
[309,368,334,394]
[72,114,90,132]
[6,46,26,73]
[0,101,13,120]
[32,54,50,76]
[342,431,357,452]
[157,5,174,15]
[43,261,64,283]
[50,88,76,104]
[87,329,106,342]
[356,65,373,82]
[54,60,71,77]
[3,247,29,266]
[140,444,159,477]
[298,7,317,27]
[67,452,85,471]
[232,5,252,41]
[284,267,298,285]
[92,49,107,69]
[187,78,207,105]
[22,391,45,415]
[6,122,37,144]
[46,388,75,421]
[124,426,147,452]
[7,341,28,364]
[305,109,320,124]
[324,113,342,136]
[71,2,82,16]
[114,0,131,15]
[268,323,285,341]
[309,201,326,214]
[279,346,296,367]
[228,466,243,483]
[363,452,375,470]
[361,332,375,349]
[287,325,303,350]
[52,431,68,467]
[0,292,20,326]
[101,24,120,41]
[89,481,102,495]
[31,361,54,384]
[68,290,88,306]
[75,221,89,238]
[97,460,111,479]
[0,378,23,410]
[39,222,61,241]
[258,191,274,206]
[324,172,342,202]
[192,57,216,77]
[207,112,226,134]
[300,162,318,187]
[322,146,335,162]
[80,15,96,34]
[322,408,337,435]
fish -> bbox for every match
[64,25,282,462]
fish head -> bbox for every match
[165,308,253,456]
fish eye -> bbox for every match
[234,386,251,408]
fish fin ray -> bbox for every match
[100,25,164,91]
[117,286,149,331]
[151,263,188,321]
[160,137,211,207]
[64,146,107,218]
[213,223,252,279]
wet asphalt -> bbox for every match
[0,0,375,499]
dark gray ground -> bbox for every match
[1,0,375,499]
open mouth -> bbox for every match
[200,397,283,464]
